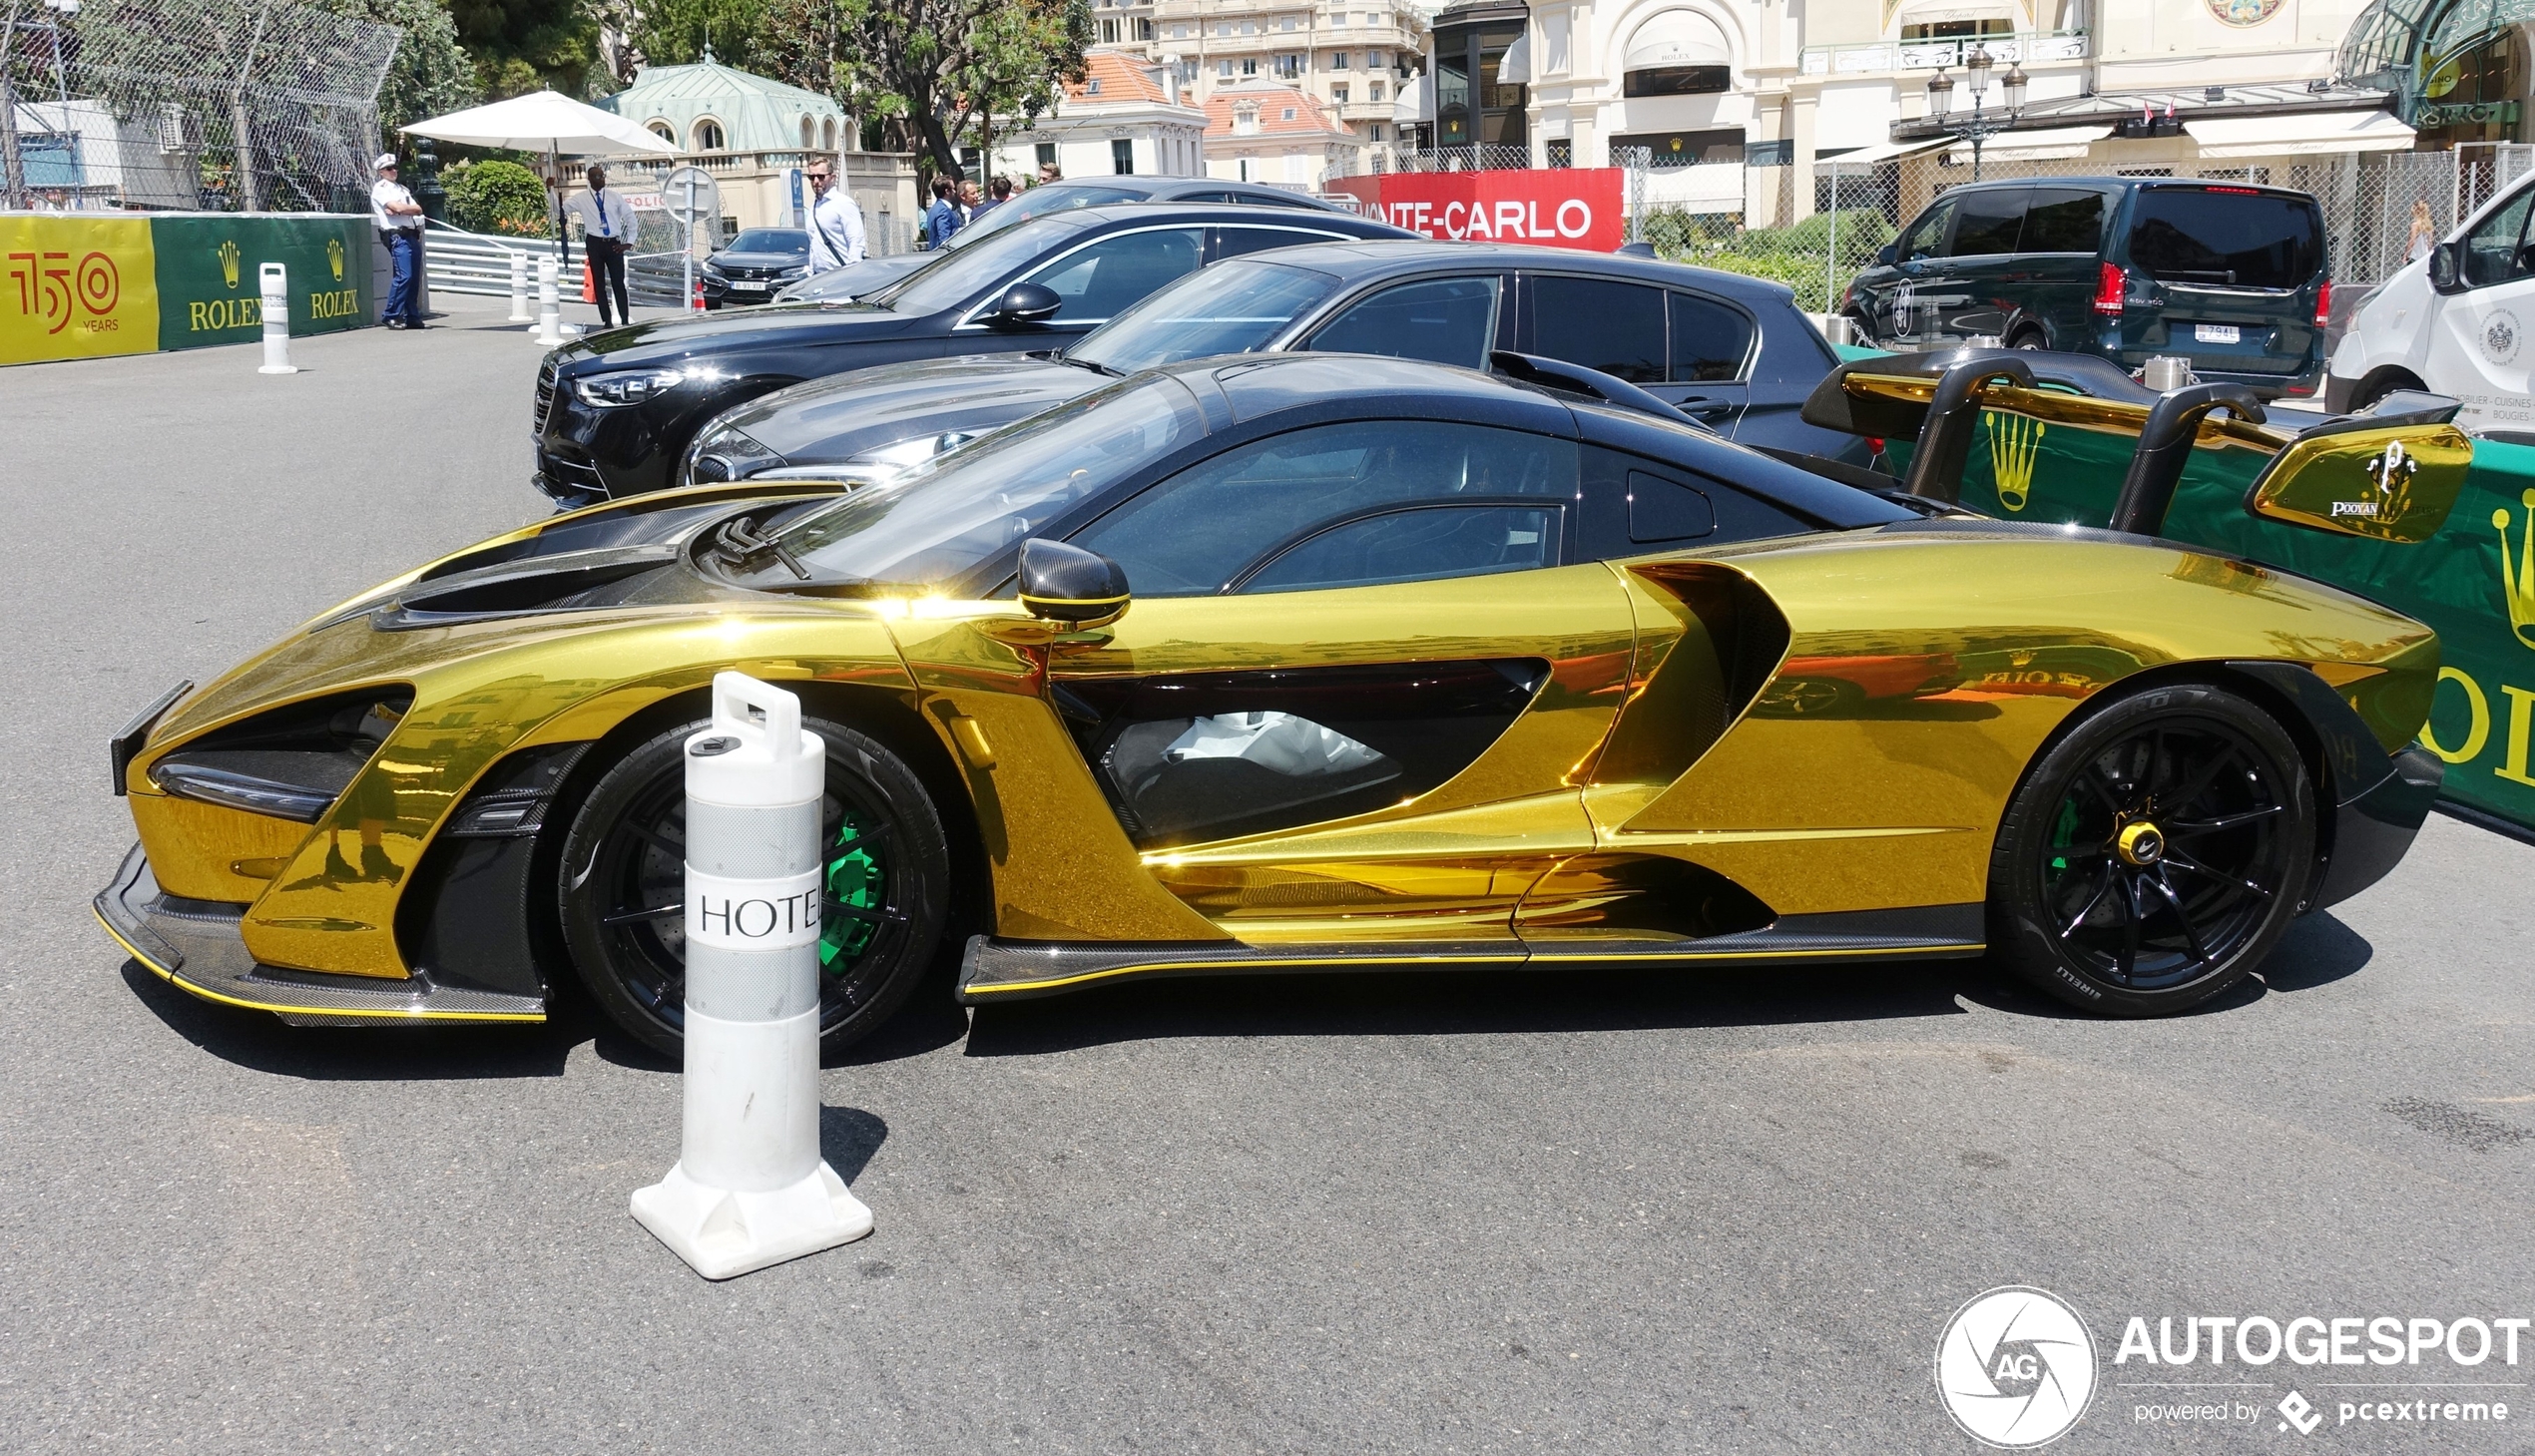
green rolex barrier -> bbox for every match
[152,215,371,351]
[1924,399,2535,840]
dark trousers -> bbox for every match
[588,241,630,326]
[382,230,423,324]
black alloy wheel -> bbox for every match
[559,716,952,1056]
[2008,327,2048,351]
[1987,683,2314,1016]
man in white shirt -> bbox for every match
[369,152,427,330]
[804,158,866,273]
[566,164,633,328]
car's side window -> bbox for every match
[1069,419,1577,595]
[1529,274,1667,382]
[1215,225,1352,259]
[1898,201,1954,262]
[2021,189,2106,253]
[1949,189,2030,256]
[1015,227,1207,320]
[1576,447,1811,561]
[2462,189,2535,288]
[1305,275,1503,366]
[1668,291,1754,381]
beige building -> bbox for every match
[1201,80,1368,187]
[1088,0,1427,171]
[988,49,1210,180]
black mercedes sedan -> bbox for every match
[774,176,1353,303]
[699,228,810,307]
[533,203,1410,503]
[684,241,1864,487]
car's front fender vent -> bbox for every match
[147,686,413,824]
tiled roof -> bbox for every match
[1203,82,1352,139]
[1065,49,1174,106]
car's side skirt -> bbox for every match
[94,845,546,1025]
[956,904,1988,1002]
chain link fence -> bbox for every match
[1331,145,1530,179]
[1,0,395,214]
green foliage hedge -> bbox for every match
[1644,207,1898,313]
[446,159,553,238]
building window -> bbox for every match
[648,120,675,144]
[692,117,726,151]
[1089,77,1105,94]
[1281,14,1296,29]
[1219,59,1234,76]
[1037,142,1058,168]
[1100,18,1119,42]
[1242,58,1259,75]
[800,115,813,146]
[1282,106,1298,120]
[1332,85,1349,104]
[823,118,838,150]
[1899,17,2012,40]
[1113,138,1135,174]
[1137,18,1153,39]
[1369,82,1383,101]
[1371,123,1386,142]
[1331,51,1350,69]
[1333,8,1349,22]
[1236,106,1260,134]
[1367,50,1384,67]
[1547,138,1572,167]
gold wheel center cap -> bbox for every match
[2117,821,2167,866]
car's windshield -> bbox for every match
[946,183,1147,248]
[1070,259,1343,373]
[725,230,807,254]
[765,374,1208,588]
[868,216,1095,314]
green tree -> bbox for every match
[630,0,768,71]
[444,157,553,233]
[314,0,482,131]
[820,0,1090,177]
[444,0,597,97]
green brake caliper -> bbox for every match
[2047,796,2081,880]
[820,812,885,972]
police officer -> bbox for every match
[370,153,427,330]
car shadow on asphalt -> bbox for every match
[1946,909,2376,1021]
[119,957,588,1078]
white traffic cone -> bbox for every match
[631,672,872,1279]
[256,262,297,374]
[534,254,565,346]
[507,251,532,322]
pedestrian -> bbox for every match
[370,152,427,330]
[568,164,634,329]
[922,178,963,249]
[2407,200,2438,262]
[1037,162,1063,186]
[803,156,867,272]
[971,175,1012,221]
[958,180,983,219]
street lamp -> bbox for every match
[1924,42,2024,182]
[1926,69,1954,120]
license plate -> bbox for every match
[732,279,767,292]
[2195,323,2241,344]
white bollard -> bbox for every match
[631,672,872,1279]
[507,251,532,322]
[256,262,297,375]
[534,253,564,346]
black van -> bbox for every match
[1840,177,2330,395]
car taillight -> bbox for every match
[2315,278,2332,328]
[2093,261,2127,316]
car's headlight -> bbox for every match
[845,431,977,475]
[775,264,808,278]
[687,425,784,483]
[574,367,689,408]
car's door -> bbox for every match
[2422,183,2535,431]
[1517,270,1692,414]
[2011,187,2108,347]
[1938,186,2029,341]
[1659,288,1760,433]
[1881,197,1956,346]
[1044,416,1639,946]
[942,223,1209,359]
[1298,272,1515,367]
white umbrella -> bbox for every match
[401,90,677,257]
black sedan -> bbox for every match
[775,176,1352,303]
[534,203,1410,504]
[686,241,1863,487]
[699,228,809,306]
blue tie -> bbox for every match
[596,193,609,237]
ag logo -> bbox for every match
[2484,306,2521,365]
[217,238,241,290]
[1935,1286,2097,1447]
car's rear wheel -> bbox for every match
[2007,326,2048,350]
[1986,683,2313,1016]
[558,716,951,1056]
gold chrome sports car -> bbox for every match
[98,352,2463,1052]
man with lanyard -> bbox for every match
[568,164,633,329]
[370,153,426,330]
[803,157,866,273]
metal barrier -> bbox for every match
[424,220,579,299]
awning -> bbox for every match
[1497,32,1531,85]
[2185,109,2415,158]
[1624,9,1731,70]
[1817,136,1952,169]
[1394,72,1432,124]
[1947,123,2112,162]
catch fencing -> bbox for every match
[0,0,396,214]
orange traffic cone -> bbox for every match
[692,276,706,311]
[581,258,595,303]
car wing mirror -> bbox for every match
[1874,243,1896,266]
[1016,538,1130,627]
[2429,241,2463,293]
[989,281,1064,327]
[2244,414,2471,544]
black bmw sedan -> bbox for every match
[534,203,1409,504]
[685,241,1864,487]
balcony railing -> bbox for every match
[1797,29,2087,78]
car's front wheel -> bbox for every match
[558,715,951,1056]
[1986,683,2314,1016]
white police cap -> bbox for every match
[373,152,397,170]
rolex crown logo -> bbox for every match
[217,239,241,289]
[2494,488,2535,650]
[1985,411,2044,512]
[327,237,344,282]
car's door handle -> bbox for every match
[1675,396,1736,418]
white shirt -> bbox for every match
[567,186,628,242]
[807,186,867,272]
[370,177,422,232]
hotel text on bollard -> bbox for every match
[629,672,873,1279]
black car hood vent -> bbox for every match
[377,546,696,629]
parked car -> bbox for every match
[698,228,810,307]
[776,177,1352,303]
[534,203,1410,504]
[2328,173,2535,431]
[687,241,1866,486]
[1841,177,2331,396]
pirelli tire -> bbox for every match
[1986,682,2316,1017]
[557,715,952,1056]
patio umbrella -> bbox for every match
[402,91,678,258]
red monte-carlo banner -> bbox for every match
[1324,169,1625,252]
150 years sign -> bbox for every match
[2,213,374,367]
[0,215,159,366]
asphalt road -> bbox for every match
[6,299,2535,1455]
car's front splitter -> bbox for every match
[93,844,546,1026]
